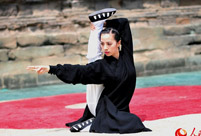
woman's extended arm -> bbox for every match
[27,60,109,85]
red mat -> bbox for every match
[0,85,201,129]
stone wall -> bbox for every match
[0,1,201,89]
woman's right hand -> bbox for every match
[26,66,50,75]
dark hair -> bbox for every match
[100,27,120,42]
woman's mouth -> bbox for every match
[105,52,110,55]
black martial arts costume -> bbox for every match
[48,18,151,134]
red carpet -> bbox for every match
[0,85,201,129]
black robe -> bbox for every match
[48,18,151,133]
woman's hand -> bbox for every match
[90,22,107,30]
[26,66,50,75]
[90,23,95,30]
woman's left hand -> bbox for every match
[90,23,95,30]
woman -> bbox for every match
[27,9,151,134]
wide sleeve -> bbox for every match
[106,18,133,57]
[48,60,109,85]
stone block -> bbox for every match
[37,74,62,86]
[78,30,90,44]
[8,45,64,60]
[0,61,31,76]
[31,2,60,16]
[0,49,9,61]
[168,34,201,46]
[18,4,33,16]
[65,44,87,57]
[94,1,110,10]
[186,55,201,66]
[194,24,201,34]
[0,4,18,16]
[143,0,161,8]
[161,0,179,7]
[17,33,47,47]
[135,62,145,73]
[0,77,2,89]
[31,55,82,66]
[180,0,201,6]
[132,27,174,51]
[144,66,186,76]
[80,55,88,65]
[192,35,201,45]
[0,35,17,49]
[3,73,37,89]
[108,0,122,9]
[122,0,143,9]
[164,25,193,36]
[176,18,190,25]
[0,25,7,31]
[143,49,167,60]
[191,46,201,55]
[145,58,185,71]
[167,35,194,46]
[134,53,149,62]
[195,28,201,34]
[47,32,78,45]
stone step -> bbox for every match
[0,6,201,32]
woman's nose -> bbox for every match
[103,45,108,50]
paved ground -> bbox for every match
[0,71,201,136]
[1,114,201,136]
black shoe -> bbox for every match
[70,118,94,132]
[89,8,116,22]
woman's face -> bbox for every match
[100,33,121,59]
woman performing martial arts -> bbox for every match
[27,8,151,134]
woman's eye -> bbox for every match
[107,43,112,46]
